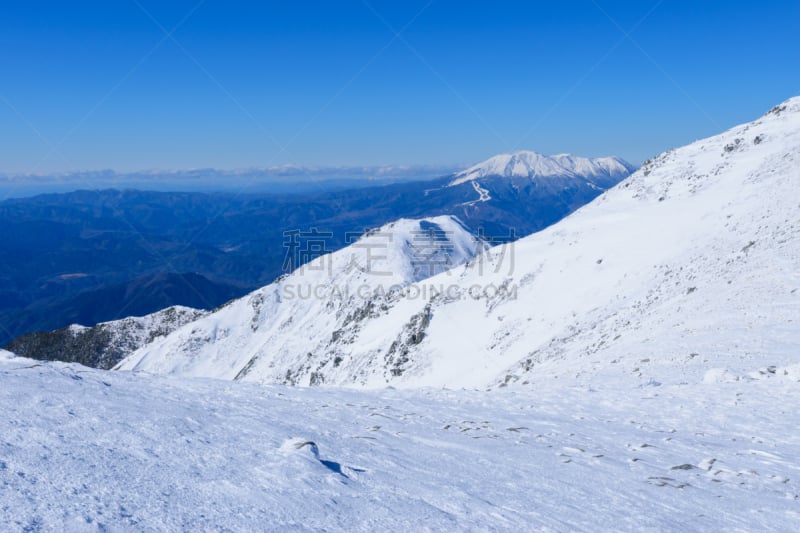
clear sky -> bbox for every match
[1,0,798,174]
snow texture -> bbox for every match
[2,356,800,531]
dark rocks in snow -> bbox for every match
[384,305,432,378]
[724,138,744,153]
[767,104,788,116]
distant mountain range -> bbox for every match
[1,151,634,346]
[0,164,464,197]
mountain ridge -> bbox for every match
[114,97,800,389]
[5,305,206,370]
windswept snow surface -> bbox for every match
[2,356,800,531]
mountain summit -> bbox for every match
[449,150,635,186]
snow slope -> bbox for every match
[117,98,800,389]
[3,355,800,531]
[117,216,484,383]
[449,150,634,186]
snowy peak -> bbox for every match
[116,215,484,381]
[292,215,482,286]
[455,151,566,183]
[449,150,634,186]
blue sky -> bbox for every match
[1,0,798,174]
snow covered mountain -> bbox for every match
[6,306,206,370]
[429,150,635,238]
[449,150,635,186]
[117,97,800,389]
[7,153,630,369]
[117,216,484,381]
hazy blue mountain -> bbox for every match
[0,164,463,198]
